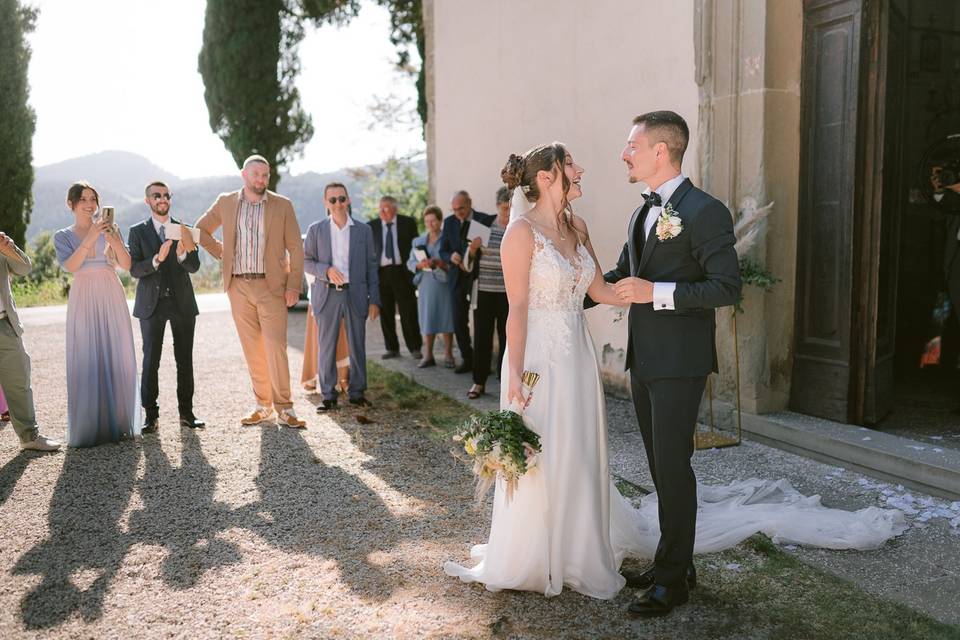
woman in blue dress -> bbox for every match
[408,206,455,368]
[54,182,140,447]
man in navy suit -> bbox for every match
[439,190,495,373]
[304,183,381,412]
[128,181,204,431]
[369,195,422,359]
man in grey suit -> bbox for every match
[0,232,60,451]
[303,183,381,412]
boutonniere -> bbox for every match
[655,203,684,241]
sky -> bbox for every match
[26,0,424,178]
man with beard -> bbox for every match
[197,155,306,428]
[128,181,205,431]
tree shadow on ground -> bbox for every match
[128,428,242,589]
[11,445,140,629]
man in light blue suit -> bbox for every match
[303,183,381,412]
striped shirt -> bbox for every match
[233,192,266,275]
[477,220,506,293]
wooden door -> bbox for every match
[791,0,907,424]
[791,0,865,422]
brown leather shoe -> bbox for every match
[627,584,689,618]
[240,407,276,426]
[623,564,697,591]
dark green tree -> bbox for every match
[375,0,425,135]
[198,0,316,190]
[0,0,38,247]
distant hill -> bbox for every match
[27,152,424,242]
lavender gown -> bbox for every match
[55,229,140,447]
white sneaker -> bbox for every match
[240,406,277,426]
[21,433,62,452]
[277,408,306,429]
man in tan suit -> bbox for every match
[197,155,306,428]
[0,232,60,450]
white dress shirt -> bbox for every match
[151,216,188,269]
[330,215,353,284]
[379,217,402,266]
[642,173,686,312]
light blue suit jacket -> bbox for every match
[303,216,381,316]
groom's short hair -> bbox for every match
[633,111,689,165]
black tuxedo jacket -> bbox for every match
[597,179,741,377]
[370,214,418,267]
[128,218,200,319]
[439,209,497,289]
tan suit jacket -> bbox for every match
[0,246,31,336]
[196,189,304,297]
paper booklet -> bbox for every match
[413,247,431,271]
[467,221,491,246]
[162,222,201,243]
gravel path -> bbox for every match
[0,300,955,638]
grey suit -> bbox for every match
[0,246,39,443]
[303,216,381,401]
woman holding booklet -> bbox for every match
[407,205,455,368]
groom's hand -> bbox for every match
[614,277,654,304]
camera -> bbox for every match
[939,159,960,188]
[918,134,960,212]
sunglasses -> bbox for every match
[327,196,347,204]
[150,193,172,201]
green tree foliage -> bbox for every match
[198,0,315,190]
[0,0,38,247]
[355,156,428,228]
[375,0,425,135]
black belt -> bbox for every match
[235,273,266,280]
[327,282,350,290]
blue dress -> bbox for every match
[407,234,454,335]
[55,229,141,447]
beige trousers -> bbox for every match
[301,303,350,391]
[227,278,292,410]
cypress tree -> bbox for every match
[0,0,38,246]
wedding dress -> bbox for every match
[443,220,907,600]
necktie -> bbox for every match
[385,222,396,264]
[159,224,166,243]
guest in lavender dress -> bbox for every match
[54,182,140,447]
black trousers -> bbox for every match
[472,290,508,385]
[378,265,422,353]
[452,279,473,362]
[139,297,197,419]
[629,373,707,589]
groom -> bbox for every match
[598,111,740,617]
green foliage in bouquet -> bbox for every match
[454,410,543,502]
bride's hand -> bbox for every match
[506,375,530,412]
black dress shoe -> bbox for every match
[180,415,206,429]
[381,351,400,360]
[142,416,159,434]
[623,564,697,591]
[349,396,372,407]
[454,360,473,374]
[627,584,689,618]
[316,399,338,413]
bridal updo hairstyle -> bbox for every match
[501,142,574,235]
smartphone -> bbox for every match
[99,206,115,226]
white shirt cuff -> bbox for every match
[653,282,677,311]
[934,192,945,202]
[152,256,160,270]
[177,252,187,263]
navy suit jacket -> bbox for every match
[128,217,200,319]
[438,209,496,289]
[304,216,381,317]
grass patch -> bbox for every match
[11,279,69,307]
[687,534,960,640]
[366,361,472,438]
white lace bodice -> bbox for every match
[526,225,595,313]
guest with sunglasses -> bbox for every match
[304,183,380,412]
[128,181,205,432]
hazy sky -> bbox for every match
[26,0,423,178]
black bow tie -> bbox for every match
[642,192,663,207]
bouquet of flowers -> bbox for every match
[453,371,542,502]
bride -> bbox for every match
[443,142,906,603]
